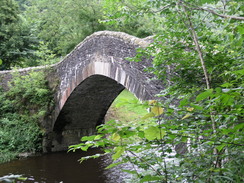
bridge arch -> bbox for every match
[48,31,164,151]
[51,61,159,151]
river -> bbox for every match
[0,148,128,183]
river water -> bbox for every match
[0,149,128,183]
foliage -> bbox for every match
[22,0,156,57]
[0,0,37,70]
[70,0,244,182]
[22,41,58,67]
[0,71,53,163]
[106,89,149,123]
[23,0,106,55]
[1,0,160,69]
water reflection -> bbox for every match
[0,149,125,183]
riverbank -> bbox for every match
[0,89,147,164]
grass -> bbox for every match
[106,89,149,123]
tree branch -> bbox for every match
[181,0,244,21]
[150,4,174,13]
[196,7,244,21]
[182,5,211,89]
[128,150,163,176]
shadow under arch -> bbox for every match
[52,74,128,151]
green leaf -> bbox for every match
[140,175,162,182]
[216,144,226,152]
[111,133,120,141]
[221,82,232,88]
[0,59,2,65]
[237,25,244,34]
[112,146,125,160]
[221,94,234,105]
[105,161,124,169]
[17,177,28,181]
[196,89,213,102]
[179,98,188,107]
[115,98,130,107]
[169,134,176,139]
[141,112,155,120]
[80,146,89,151]
[181,136,188,143]
[182,113,192,120]
[151,106,164,116]
[144,126,158,141]
[94,134,103,140]
[138,131,145,138]
[122,169,138,175]
[144,126,166,141]
[81,135,95,141]
[199,0,217,4]
[233,123,244,131]
[190,104,203,110]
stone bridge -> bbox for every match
[0,31,163,152]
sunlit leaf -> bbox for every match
[182,113,192,120]
[112,146,124,160]
[186,107,194,112]
[144,126,166,140]
[111,133,120,141]
[17,177,28,181]
[94,135,103,140]
[151,106,164,116]
[79,154,101,163]
[148,100,157,105]
[115,98,130,107]
[141,112,155,119]
[144,126,157,140]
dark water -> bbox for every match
[0,149,126,183]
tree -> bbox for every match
[71,0,244,182]
[0,0,36,70]
[23,0,157,57]
[24,0,106,55]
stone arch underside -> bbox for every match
[52,74,125,151]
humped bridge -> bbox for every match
[0,31,164,152]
